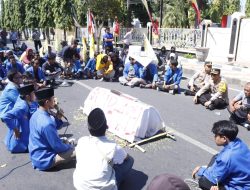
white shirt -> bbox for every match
[123,31,132,45]
[73,136,127,190]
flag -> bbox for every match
[189,0,201,24]
[87,10,95,58]
[141,0,159,35]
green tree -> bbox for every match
[52,0,74,40]
[39,0,55,43]
[246,0,250,17]
[82,0,123,51]
[24,0,40,28]
[12,0,25,30]
[74,0,87,26]
[210,0,240,23]
[0,0,5,28]
[3,0,13,29]
[162,0,190,28]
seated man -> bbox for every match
[185,61,212,96]
[109,52,124,81]
[71,55,83,79]
[2,84,36,153]
[166,46,178,61]
[26,58,46,88]
[194,68,228,110]
[118,56,143,87]
[96,54,115,81]
[228,82,250,130]
[29,88,75,171]
[192,120,250,190]
[0,70,23,118]
[156,60,182,95]
[139,63,158,89]
[73,108,134,190]
[42,54,64,82]
[5,55,25,74]
[83,52,98,79]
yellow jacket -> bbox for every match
[96,54,114,75]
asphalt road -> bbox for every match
[0,75,249,190]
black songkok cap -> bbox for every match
[88,108,107,131]
[35,88,54,100]
[18,84,34,96]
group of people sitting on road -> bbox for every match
[0,31,250,190]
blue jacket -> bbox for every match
[123,62,143,78]
[29,109,71,170]
[0,82,19,118]
[164,66,182,86]
[5,61,25,74]
[198,138,250,190]
[26,66,46,82]
[83,58,96,73]
[2,97,37,153]
[142,63,158,82]
[0,63,7,80]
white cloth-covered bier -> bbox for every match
[83,87,164,142]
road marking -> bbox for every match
[74,80,93,91]
[165,126,218,155]
[75,80,218,155]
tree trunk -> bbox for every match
[96,22,103,53]
[63,29,67,41]
[46,28,50,44]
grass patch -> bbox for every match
[183,53,195,59]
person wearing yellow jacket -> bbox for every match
[96,54,115,81]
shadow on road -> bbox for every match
[120,169,148,190]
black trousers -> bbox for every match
[184,85,200,96]
[198,155,226,190]
[198,92,228,109]
[34,40,42,52]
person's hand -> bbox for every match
[193,95,198,104]
[229,103,236,113]
[205,101,212,107]
[152,82,156,89]
[190,85,195,92]
[14,128,21,139]
[192,166,201,179]
[210,186,219,190]
[56,109,64,120]
[247,113,250,122]
[126,77,131,81]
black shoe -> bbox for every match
[130,84,135,88]
[208,104,215,110]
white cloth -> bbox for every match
[123,31,132,45]
[73,136,127,190]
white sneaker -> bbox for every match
[99,78,104,82]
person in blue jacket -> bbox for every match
[29,88,75,171]
[156,59,182,94]
[71,55,83,79]
[139,63,158,89]
[118,56,143,87]
[26,58,46,88]
[2,84,36,153]
[5,55,25,74]
[83,53,98,79]
[192,120,250,190]
[0,70,23,118]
